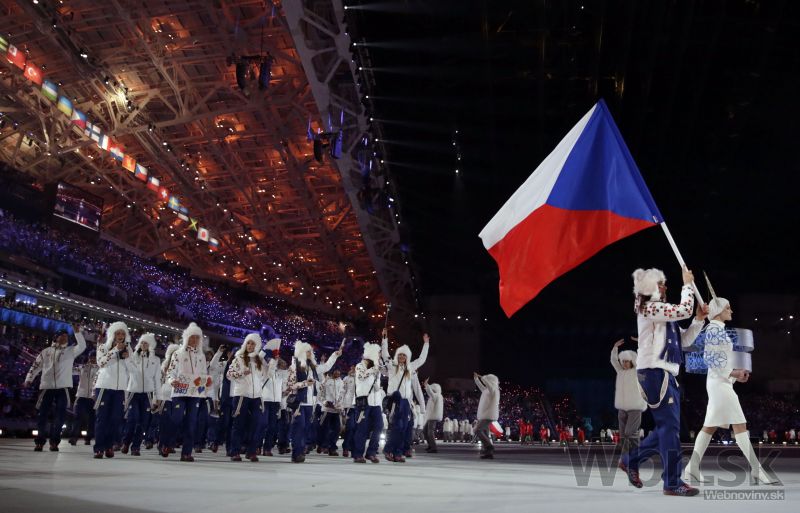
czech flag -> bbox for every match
[134,163,148,181]
[70,109,87,129]
[479,100,663,317]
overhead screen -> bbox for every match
[53,182,103,232]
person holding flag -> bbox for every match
[618,267,707,496]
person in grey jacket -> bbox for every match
[423,378,443,453]
[473,372,500,459]
[610,339,646,457]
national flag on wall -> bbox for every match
[122,155,136,172]
[57,96,73,117]
[209,238,219,251]
[7,45,26,70]
[109,141,125,161]
[0,35,8,53]
[70,109,87,128]
[197,227,210,242]
[134,163,148,181]
[23,62,43,85]
[147,176,160,192]
[479,100,663,317]
[179,206,188,215]
[159,187,169,200]
[188,218,198,231]
[176,213,189,222]
[41,80,58,102]
[96,133,110,151]
[168,196,180,211]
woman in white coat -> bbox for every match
[610,339,647,456]
[93,322,131,458]
[227,333,272,461]
[683,298,778,485]
[474,373,500,459]
[122,333,160,456]
[423,378,443,453]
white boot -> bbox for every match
[735,431,779,485]
[683,430,711,483]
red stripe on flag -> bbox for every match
[486,204,656,317]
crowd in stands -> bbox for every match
[0,209,345,349]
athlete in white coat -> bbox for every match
[423,378,443,453]
[121,333,160,456]
[611,339,647,456]
[227,333,272,461]
[24,324,86,451]
[93,322,131,458]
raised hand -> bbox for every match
[423,333,430,344]
[613,339,625,348]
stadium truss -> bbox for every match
[0,0,415,322]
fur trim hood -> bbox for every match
[161,343,181,374]
[632,268,666,301]
[105,321,131,350]
[393,344,412,365]
[238,333,262,357]
[618,350,637,366]
[362,342,381,364]
[429,383,442,395]
[293,341,315,367]
[708,297,730,320]
[135,333,157,354]
[481,374,500,390]
[181,322,203,350]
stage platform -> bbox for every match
[0,439,796,513]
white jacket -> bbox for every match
[355,361,384,407]
[611,347,647,411]
[261,362,287,403]
[208,350,226,401]
[424,382,443,421]
[125,338,161,395]
[382,337,428,400]
[25,331,86,389]
[167,324,212,399]
[321,376,344,412]
[285,351,340,407]
[635,285,704,376]
[227,352,272,399]
[96,323,132,391]
[443,418,452,433]
[475,374,500,421]
[74,362,98,399]
[341,375,356,408]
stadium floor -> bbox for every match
[0,439,797,513]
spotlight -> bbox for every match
[103,76,110,84]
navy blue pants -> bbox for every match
[36,388,69,446]
[69,396,94,442]
[194,399,210,449]
[320,410,342,451]
[157,400,172,449]
[291,405,313,458]
[385,398,411,456]
[622,369,684,490]
[352,404,384,459]
[229,397,263,456]
[277,409,291,450]
[261,401,280,452]
[342,408,357,452]
[94,389,125,453]
[308,404,322,447]
[122,392,151,450]
[403,415,415,454]
[164,397,200,456]
[210,399,232,447]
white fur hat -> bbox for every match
[293,341,315,365]
[393,344,412,365]
[481,374,499,390]
[708,297,730,320]
[161,343,181,373]
[105,321,131,350]
[238,333,262,356]
[618,350,637,366]
[181,322,203,349]
[362,342,381,364]
[135,333,156,353]
[632,268,666,300]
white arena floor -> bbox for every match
[0,439,797,513]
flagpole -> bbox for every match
[659,221,705,304]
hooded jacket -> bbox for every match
[424,382,443,421]
[611,346,647,411]
[381,336,429,400]
[166,323,212,398]
[25,328,86,389]
[95,322,132,391]
[475,374,500,421]
[125,333,161,396]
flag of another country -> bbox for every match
[197,228,210,242]
[41,80,58,102]
[159,187,169,200]
[168,196,180,211]
[0,35,8,53]
[6,44,26,70]
[134,163,148,181]
[176,213,189,222]
[209,238,219,251]
[57,96,73,117]
[147,176,160,192]
[479,99,663,317]
[122,155,136,173]
[109,141,124,161]
[70,109,87,128]
[23,62,43,85]
[96,133,110,151]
